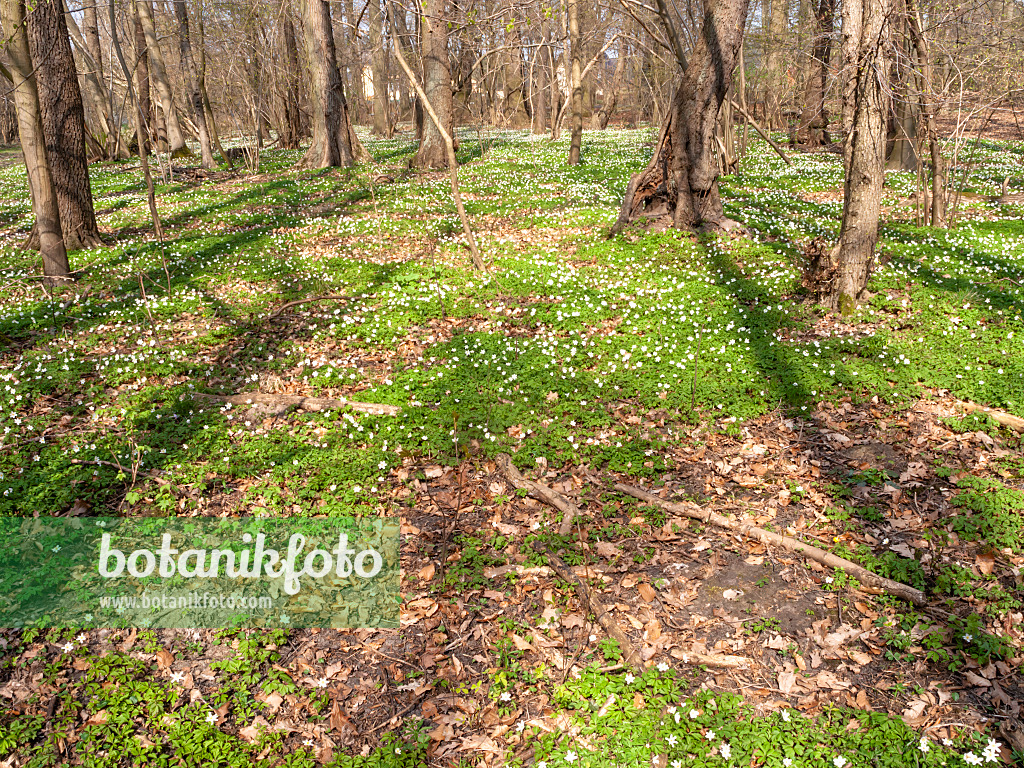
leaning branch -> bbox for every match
[958,401,1024,433]
[192,392,400,416]
[730,100,792,165]
[611,482,927,606]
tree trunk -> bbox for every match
[173,0,214,168]
[592,36,626,129]
[369,0,390,136]
[296,0,365,168]
[611,0,751,234]
[764,0,789,130]
[533,32,548,134]
[66,1,118,159]
[567,0,583,164]
[2,0,69,276]
[798,0,835,146]
[28,0,102,250]
[414,0,453,169]
[135,0,189,156]
[193,1,230,168]
[820,0,891,313]
[134,4,153,152]
[907,0,944,227]
[280,11,304,148]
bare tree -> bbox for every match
[611,0,751,233]
[414,0,455,168]
[815,0,892,312]
[567,0,584,163]
[1,0,68,277]
[28,0,102,249]
[135,0,190,156]
[798,0,836,145]
[296,0,367,168]
[174,0,215,168]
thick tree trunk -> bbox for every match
[173,0,213,168]
[2,0,68,276]
[134,5,153,152]
[368,0,390,136]
[297,0,365,168]
[414,0,453,169]
[567,0,583,164]
[819,0,891,313]
[135,0,190,156]
[280,12,304,148]
[193,3,230,168]
[611,0,751,234]
[798,0,835,146]
[28,0,102,250]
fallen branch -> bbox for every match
[531,540,645,674]
[958,401,1024,433]
[192,392,400,416]
[497,453,578,535]
[267,295,350,319]
[611,482,927,606]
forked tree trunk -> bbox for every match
[280,11,304,148]
[173,0,214,168]
[819,0,891,313]
[28,0,102,250]
[414,0,454,168]
[798,0,835,146]
[135,0,190,156]
[567,0,583,164]
[296,0,366,168]
[2,0,68,276]
[592,36,626,130]
[611,0,751,234]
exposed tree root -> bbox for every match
[192,392,400,416]
[609,481,928,606]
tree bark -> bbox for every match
[414,0,454,169]
[820,0,891,313]
[280,10,304,148]
[764,0,789,130]
[28,0,102,250]
[907,0,944,227]
[2,0,68,276]
[532,26,548,134]
[611,0,751,234]
[135,0,190,156]
[5,0,69,273]
[567,0,583,164]
[193,1,230,168]
[368,0,390,136]
[296,0,366,168]
[798,0,835,146]
[66,0,119,159]
[173,0,214,168]
[134,4,153,153]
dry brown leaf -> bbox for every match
[638,583,656,603]
[778,671,797,695]
[976,552,996,576]
[155,648,174,670]
[419,563,436,582]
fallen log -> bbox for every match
[611,481,927,606]
[192,392,400,416]
[496,453,578,535]
[958,401,1024,433]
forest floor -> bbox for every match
[0,127,1023,768]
